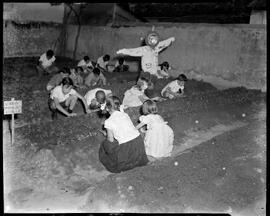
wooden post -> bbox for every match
[11,98,14,145]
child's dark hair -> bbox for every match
[61,77,74,87]
[118,57,124,65]
[136,77,149,91]
[46,49,54,58]
[93,67,101,76]
[76,66,83,74]
[142,100,158,115]
[83,56,90,61]
[105,96,121,112]
[160,61,169,70]
[177,74,188,82]
[61,67,71,75]
[103,54,110,61]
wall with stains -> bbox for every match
[66,23,266,91]
[3,21,62,57]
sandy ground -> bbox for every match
[3,57,266,214]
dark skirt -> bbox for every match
[99,135,149,173]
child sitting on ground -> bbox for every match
[97,54,110,72]
[84,67,107,87]
[136,100,174,160]
[36,49,59,76]
[46,68,70,91]
[69,67,85,89]
[157,61,170,79]
[99,96,148,173]
[77,55,95,74]
[161,74,188,99]
[49,77,91,120]
[113,57,129,73]
[122,77,149,109]
[84,88,112,110]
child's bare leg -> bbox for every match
[36,65,45,77]
[65,95,78,111]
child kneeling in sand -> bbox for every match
[136,100,174,160]
[122,77,149,109]
[49,77,90,120]
[99,96,148,173]
[161,74,187,99]
[84,88,112,110]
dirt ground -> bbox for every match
[3,57,266,214]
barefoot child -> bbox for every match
[99,96,148,173]
[49,77,91,119]
[161,74,188,99]
[122,77,149,109]
[136,100,174,159]
[36,49,59,76]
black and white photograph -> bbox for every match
[3,1,266,214]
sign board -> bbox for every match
[4,100,22,115]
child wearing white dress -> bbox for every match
[136,100,174,159]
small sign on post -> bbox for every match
[3,98,22,145]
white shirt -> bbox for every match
[104,111,140,144]
[50,85,76,103]
[115,60,126,67]
[84,88,112,106]
[122,87,147,108]
[97,56,109,69]
[39,53,56,68]
[117,37,174,76]
[161,80,184,96]
[77,59,94,68]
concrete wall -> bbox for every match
[3,22,62,57]
[250,10,267,24]
[4,3,64,23]
[65,23,266,91]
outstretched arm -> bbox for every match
[156,37,175,52]
[116,47,144,57]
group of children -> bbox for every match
[39,31,189,173]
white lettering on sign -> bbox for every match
[4,100,22,115]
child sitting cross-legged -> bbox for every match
[122,77,149,109]
[136,100,174,161]
[161,74,188,99]
[49,77,91,120]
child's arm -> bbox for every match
[75,92,91,113]
[156,37,175,52]
[136,122,146,130]
[138,94,149,103]
[100,73,107,85]
[106,129,114,142]
[116,47,144,57]
[54,98,76,117]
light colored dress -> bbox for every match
[139,114,174,158]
